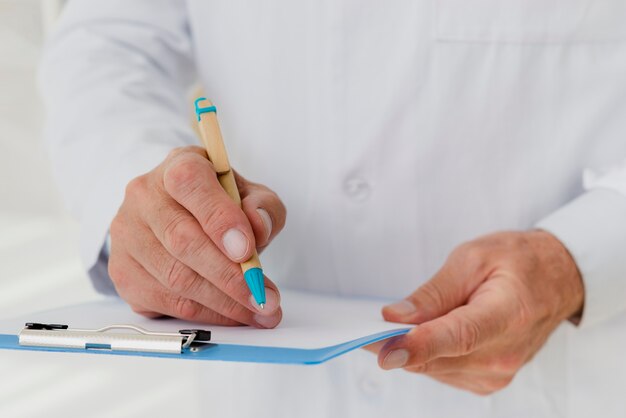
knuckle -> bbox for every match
[166,146,190,161]
[165,259,199,295]
[201,201,234,236]
[511,292,534,329]
[218,297,245,320]
[411,328,436,363]
[163,214,199,259]
[124,175,149,200]
[109,214,125,240]
[274,197,287,231]
[165,145,206,161]
[172,297,201,320]
[450,241,473,259]
[130,306,161,319]
[219,263,245,297]
[483,377,513,394]
[460,245,488,272]
[409,362,428,373]
[505,233,527,251]
[130,305,145,315]
[164,156,202,191]
[416,282,447,309]
[455,316,481,355]
[488,355,524,375]
[107,258,128,290]
[453,238,484,258]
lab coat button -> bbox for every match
[343,177,371,201]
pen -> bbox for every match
[194,97,266,309]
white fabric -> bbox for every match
[40,1,626,417]
[537,189,626,327]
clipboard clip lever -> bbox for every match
[25,323,69,331]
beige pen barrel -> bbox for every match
[217,169,262,272]
[195,98,266,306]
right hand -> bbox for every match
[108,146,286,328]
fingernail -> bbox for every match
[382,349,409,370]
[222,228,249,260]
[254,312,280,328]
[256,208,272,242]
[385,300,416,316]
[250,288,280,314]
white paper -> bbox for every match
[0,290,410,349]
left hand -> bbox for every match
[371,230,584,395]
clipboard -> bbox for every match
[0,290,411,365]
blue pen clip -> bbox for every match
[194,97,217,121]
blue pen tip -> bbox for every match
[244,267,266,306]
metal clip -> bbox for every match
[19,323,211,354]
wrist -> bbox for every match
[527,230,585,324]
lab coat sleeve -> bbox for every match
[40,0,197,292]
[536,163,626,328]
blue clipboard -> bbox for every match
[0,291,411,365]
[0,328,409,365]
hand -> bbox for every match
[373,230,584,395]
[108,146,286,328]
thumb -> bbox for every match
[383,256,486,324]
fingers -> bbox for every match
[162,148,256,262]
[377,342,516,396]
[383,267,482,326]
[376,233,563,395]
[382,242,494,325]
[161,149,287,253]
[403,355,477,375]
[237,172,287,249]
[109,249,241,326]
[110,145,286,327]
[143,191,281,312]
[403,353,522,378]
[123,222,282,328]
[362,340,386,355]
[405,357,516,395]
[378,292,511,370]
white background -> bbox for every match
[0,2,204,416]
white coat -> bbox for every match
[41,1,626,417]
